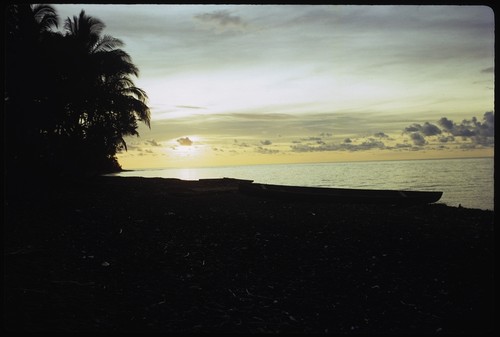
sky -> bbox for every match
[53,4,495,169]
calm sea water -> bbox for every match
[110,157,494,210]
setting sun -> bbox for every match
[168,135,205,157]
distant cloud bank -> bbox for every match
[290,111,494,152]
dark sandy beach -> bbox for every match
[4,176,494,333]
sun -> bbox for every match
[168,135,205,158]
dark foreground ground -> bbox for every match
[4,176,494,333]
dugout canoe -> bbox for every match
[238,182,443,205]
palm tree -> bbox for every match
[6,6,151,175]
[60,10,150,173]
[6,4,59,42]
[5,4,60,175]
[5,4,59,110]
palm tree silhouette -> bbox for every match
[61,10,150,172]
[5,4,60,175]
[6,5,151,176]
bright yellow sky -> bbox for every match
[55,5,495,169]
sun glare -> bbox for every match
[167,135,206,158]
[173,145,201,157]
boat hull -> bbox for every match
[239,182,443,205]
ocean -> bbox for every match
[109,157,494,210]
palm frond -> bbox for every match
[93,34,124,53]
[31,4,59,31]
[122,86,149,103]
[85,14,105,48]
[95,49,139,77]
[130,100,151,129]
[64,10,106,51]
[114,77,136,89]
[111,94,151,129]
[119,136,128,151]
[64,14,78,36]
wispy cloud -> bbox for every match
[194,10,247,33]
[255,146,280,154]
[290,138,387,153]
[176,105,206,110]
[145,139,162,147]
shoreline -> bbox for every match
[106,157,495,211]
[4,176,494,333]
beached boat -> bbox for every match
[239,182,443,205]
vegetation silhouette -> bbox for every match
[5,4,151,178]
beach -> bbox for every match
[4,176,494,333]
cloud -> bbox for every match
[483,110,494,125]
[298,136,327,145]
[402,120,444,146]
[194,10,246,32]
[354,139,386,151]
[404,125,420,133]
[145,139,162,147]
[421,122,442,136]
[438,117,454,131]
[301,136,323,142]
[410,132,426,146]
[395,143,412,149]
[438,135,455,143]
[255,146,279,154]
[401,112,494,148]
[438,111,495,141]
[404,122,441,136]
[176,105,205,110]
[177,137,193,146]
[290,138,386,152]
